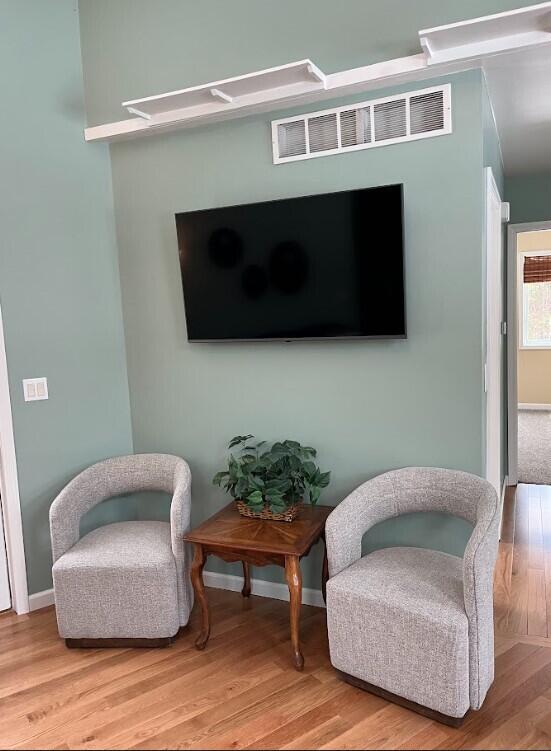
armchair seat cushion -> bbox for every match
[326,546,470,718]
[52,521,179,640]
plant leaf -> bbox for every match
[228,434,254,449]
[246,490,264,508]
[269,498,287,514]
[309,486,321,505]
[212,471,229,486]
[319,471,331,487]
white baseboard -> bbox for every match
[28,588,54,611]
[499,475,509,542]
[203,570,326,609]
[518,403,551,411]
[27,576,325,614]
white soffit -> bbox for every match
[420,1,551,64]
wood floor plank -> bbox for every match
[253,689,356,750]
[494,542,513,631]
[528,484,544,572]
[527,568,548,637]
[465,695,551,749]
[493,641,541,679]
[541,496,551,640]
[317,702,431,750]
[506,485,530,635]
[500,485,516,544]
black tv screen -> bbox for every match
[176,184,405,341]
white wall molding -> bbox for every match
[85,54,471,143]
[518,403,551,411]
[0,304,29,615]
[29,588,54,612]
[419,2,551,66]
[203,571,325,609]
[499,475,510,541]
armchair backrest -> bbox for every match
[326,466,498,580]
[382,467,495,526]
[49,453,191,563]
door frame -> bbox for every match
[485,167,504,498]
[507,220,551,486]
[0,303,29,614]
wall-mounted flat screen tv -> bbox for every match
[176,184,405,341]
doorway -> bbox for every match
[508,221,551,487]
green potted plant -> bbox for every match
[213,435,331,522]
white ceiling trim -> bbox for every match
[84,55,471,143]
[420,1,551,65]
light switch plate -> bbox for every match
[23,377,48,402]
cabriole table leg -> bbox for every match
[242,561,251,597]
[190,543,210,650]
[285,554,304,671]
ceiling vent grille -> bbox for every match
[272,84,451,164]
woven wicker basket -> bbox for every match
[236,499,303,523]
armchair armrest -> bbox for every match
[170,458,192,562]
[325,472,397,577]
[49,466,110,563]
[462,483,500,709]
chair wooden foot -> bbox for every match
[65,633,179,649]
[335,669,467,728]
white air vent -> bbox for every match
[272,84,451,164]
[340,107,371,148]
[308,113,338,152]
[277,120,306,158]
[410,89,445,134]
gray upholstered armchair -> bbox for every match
[325,467,500,725]
[49,454,193,646]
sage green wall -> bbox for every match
[506,174,551,224]
[77,1,519,589]
[1,0,133,595]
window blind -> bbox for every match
[524,255,551,284]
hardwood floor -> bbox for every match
[495,484,551,639]
[2,485,551,750]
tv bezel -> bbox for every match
[176,184,407,343]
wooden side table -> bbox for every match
[184,501,332,671]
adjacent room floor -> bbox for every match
[518,410,551,486]
[1,486,551,750]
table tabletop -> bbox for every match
[184,501,333,556]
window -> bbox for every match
[519,251,551,349]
